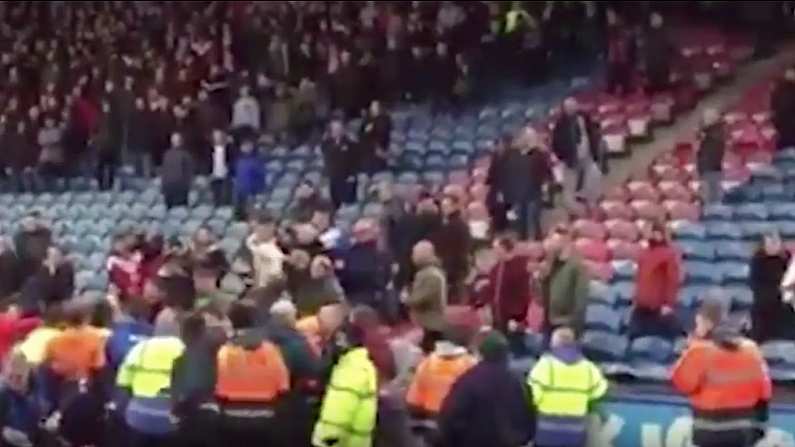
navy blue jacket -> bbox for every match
[106,318,154,372]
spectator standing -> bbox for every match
[331,49,363,119]
[359,100,392,175]
[7,120,38,192]
[232,139,266,218]
[107,233,144,300]
[291,78,321,144]
[14,212,52,285]
[492,129,552,240]
[0,350,43,447]
[288,181,326,224]
[429,42,456,114]
[0,237,21,302]
[404,240,448,353]
[130,97,154,177]
[266,82,293,144]
[94,100,122,191]
[697,108,726,204]
[605,9,635,96]
[437,330,536,447]
[406,325,476,420]
[630,223,683,339]
[544,228,590,336]
[246,213,286,289]
[19,245,74,316]
[432,195,471,303]
[266,299,322,386]
[231,86,261,137]
[215,301,290,446]
[312,322,378,447]
[771,67,795,150]
[105,299,153,373]
[209,129,234,207]
[552,98,604,214]
[485,236,532,332]
[528,327,608,447]
[643,12,674,94]
[337,219,392,314]
[757,233,795,341]
[672,298,772,447]
[322,120,359,209]
[37,115,64,190]
[160,132,195,209]
[286,252,344,318]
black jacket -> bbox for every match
[20,263,75,315]
[322,135,359,180]
[492,148,552,204]
[697,123,725,174]
[14,228,52,280]
[551,112,602,169]
[438,361,536,447]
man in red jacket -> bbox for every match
[631,224,683,339]
[485,235,531,332]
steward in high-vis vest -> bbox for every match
[313,322,378,447]
[216,301,290,445]
[528,327,608,447]
[672,298,772,447]
[116,335,185,440]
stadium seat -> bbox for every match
[607,239,642,261]
[573,220,608,240]
[702,203,734,221]
[761,341,795,368]
[720,262,749,284]
[610,281,635,307]
[605,219,640,242]
[678,240,716,261]
[600,201,635,220]
[628,337,674,364]
[706,222,743,240]
[714,241,752,261]
[735,203,769,220]
[724,286,754,310]
[586,305,623,333]
[582,331,629,362]
[612,260,637,281]
[670,221,707,240]
[588,281,614,306]
[630,200,666,221]
[685,261,723,284]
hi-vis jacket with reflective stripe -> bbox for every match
[527,354,608,447]
[312,348,377,447]
[117,336,185,398]
[671,337,772,446]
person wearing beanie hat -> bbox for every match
[437,330,535,447]
[671,295,772,447]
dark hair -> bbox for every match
[42,304,64,327]
[122,296,151,322]
[495,234,516,252]
[91,300,114,328]
[227,300,256,330]
[180,312,206,345]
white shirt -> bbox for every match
[212,144,228,178]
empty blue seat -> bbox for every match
[703,204,734,220]
[630,337,674,364]
[740,221,776,240]
[612,260,637,281]
[706,222,743,240]
[724,286,754,310]
[685,261,723,284]
[714,241,752,261]
[422,171,446,185]
[761,341,795,367]
[735,204,769,220]
[585,305,623,333]
[397,172,420,185]
[451,140,475,153]
[761,183,786,200]
[720,262,750,284]
[671,221,707,240]
[679,240,715,261]
[582,331,629,362]
[588,281,615,306]
[425,156,446,170]
[678,285,710,308]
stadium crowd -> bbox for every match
[0,1,790,447]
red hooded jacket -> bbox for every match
[635,243,681,311]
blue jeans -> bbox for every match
[513,200,541,240]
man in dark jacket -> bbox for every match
[432,195,471,303]
[336,219,392,314]
[438,330,535,447]
[14,212,52,282]
[644,12,673,94]
[322,120,359,209]
[552,98,603,213]
[430,42,456,114]
[19,245,74,316]
[697,108,726,204]
[161,132,195,208]
[331,50,362,119]
[492,129,552,240]
[359,100,392,174]
[772,67,795,150]
[0,237,21,301]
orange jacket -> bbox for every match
[45,326,107,381]
[672,337,771,412]
[406,351,477,415]
[215,340,290,402]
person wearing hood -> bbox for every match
[215,300,289,446]
[630,223,683,339]
[438,330,535,447]
[528,327,607,447]
[406,325,476,422]
[672,297,772,447]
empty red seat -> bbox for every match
[575,238,610,262]
[658,181,694,201]
[601,200,635,220]
[605,219,640,242]
[607,239,643,261]
[627,181,661,201]
[573,219,608,240]
[603,186,630,202]
[664,200,700,222]
[630,200,666,222]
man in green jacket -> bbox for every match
[544,229,590,337]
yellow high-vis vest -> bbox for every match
[116,336,185,398]
[528,354,608,417]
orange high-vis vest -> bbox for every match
[297,316,322,357]
[406,353,477,414]
[216,341,290,402]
